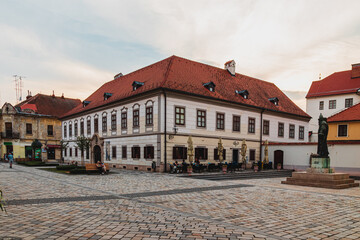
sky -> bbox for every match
[1,0,360,111]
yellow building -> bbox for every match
[327,102,360,141]
[0,93,80,162]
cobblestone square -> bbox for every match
[1,163,360,239]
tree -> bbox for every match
[31,139,42,161]
[60,140,69,163]
[75,136,90,166]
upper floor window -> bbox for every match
[319,101,324,110]
[338,125,348,137]
[26,123,32,135]
[329,100,336,109]
[69,123,73,137]
[74,122,78,137]
[345,98,353,108]
[80,121,84,136]
[216,113,225,130]
[94,118,98,133]
[175,107,185,125]
[87,119,91,135]
[248,118,255,133]
[102,115,107,132]
[197,110,206,128]
[233,115,240,132]
[299,126,304,140]
[111,113,117,131]
[121,112,127,129]
[278,122,284,137]
[64,125,67,138]
[48,125,53,136]
[146,107,153,125]
[133,109,139,127]
[289,124,295,138]
[263,120,269,135]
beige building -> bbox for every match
[1,93,80,162]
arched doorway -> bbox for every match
[274,150,284,169]
[94,145,101,163]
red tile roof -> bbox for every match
[16,94,81,118]
[62,56,310,119]
[306,70,360,98]
[327,102,360,122]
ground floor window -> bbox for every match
[47,147,55,160]
[249,149,256,161]
[112,146,117,159]
[214,148,226,160]
[75,148,78,157]
[86,147,89,159]
[173,147,187,160]
[195,147,208,160]
[122,146,127,159]
[25,146,32,159]
[131,146,140,159]
[70,148,72,157]
[144,146,154,159]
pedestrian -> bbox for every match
[8,152,13,168]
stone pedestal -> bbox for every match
[311,157,330,169]
[282,172,359,189]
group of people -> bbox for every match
[3,152,14,168]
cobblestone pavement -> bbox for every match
[0,163,360,239]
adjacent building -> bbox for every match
[61,56,310,171]
[0,93,81,162]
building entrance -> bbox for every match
[94,145,101,163]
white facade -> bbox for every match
[62,91,309,171]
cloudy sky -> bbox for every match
[1,0,360,110]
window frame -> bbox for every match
[232,115,240,132]
[102,115,107,132]
[131,146,141,159]
[195,147,208,160]
[74,121,78,137]
[144,146,154,159]
[146,106,153,126]
[111,113,117,131]
[175,106,185,126]
[299,126,305,140]
[26,123,32,135]
[69,122,73,137]
[80,121,84,136]
[47,125,54,136]
[248,117,256,133]
[319,101,324,110]
[278,122,284,137]
[133,109,139,127]
[345,98,353,108]
[216,112,225,130]
[172,146,187,160]
[122,146,127,159]
[197,109,206,128]
[121,112,127,129]
[329,100,336,109]
[87,119,91,135]
[289,124,295,139]
[94,117,99,133]
[112,146,117,159]
[263,120,269,135]
[338,124,348,137]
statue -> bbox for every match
[218,138,224,163]
[317,114,329,158]
[240,139,247,164]
[187,136,194,164]
[264,140,269,164]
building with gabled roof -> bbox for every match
[61,56,310,171]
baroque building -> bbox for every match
[0,93,80,162]
[61,56,310,171]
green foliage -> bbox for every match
[60,140,69,151]
[75,136,90,152]
[69,168,87,174]
[17,161,58,167]
[56,165,77,171]
[31,139,42,150]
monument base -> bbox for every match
[281,172,359,189]
[311,157,330,169]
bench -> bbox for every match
[85,163,110,173]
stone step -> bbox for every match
[282,181,359,189]
[284,177,356,185]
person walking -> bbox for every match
[8,152,13,168]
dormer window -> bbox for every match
[82,101,91,107]
[269,97,279,106]
[235,90,249,99]
[104,93,113,100]
[203,82,216,92]
[132,81,144,91]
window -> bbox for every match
[94,118,98,133]
[146,107,153,125]
[133,109,139,127]
[112,146,117,159]
[64,125,67,138]
[69,148,72,157]
[131,146,140,159]
[319,101,324,110]
[26,123,32,135]
[278,123,284,137]
[338,125,348,137]
[214,148,226,160]
[121,112,127,129]
[86,147,89,159]
[216,113,225,130]
[80,121,84,136]
[248,118,255,133]
[197,110,206,128]
[250,149,256,161]
[233,115,240,132]
[64,149,67,157]
[144,146,154,159]
[329,100,336,109]
[102,115,107,132]
[75,148,78,157]
[195,147,208,160]
[74,122,78,137]
[299,126,304,140]
[122,146,127,159]
[175,107,185,125]
[111,113,117,131]
[263,120,269,135]
[345,98,353,108]
[87,119,91,135]
[289,124,295,138]
[48,125,53,136]
[173,147,187,160]
[69,123,72,137]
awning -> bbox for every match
[47,145,61,148]
[4,142,12,146]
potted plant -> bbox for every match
[277,163,282,170]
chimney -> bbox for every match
[114,73,123,80]
[352,64,360,79]
[52,90,55,97]
[61,93,64,99]
[26,90,32,100]
[224,60,236,76]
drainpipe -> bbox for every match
[259,109,264,163]
[163,90,167,172]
